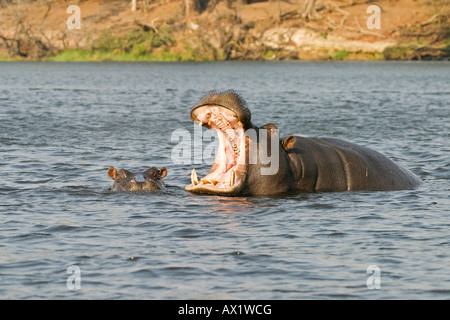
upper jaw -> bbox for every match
[190,91,252,131]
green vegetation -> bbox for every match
[92,29,174,54]
[332,50,349,60]
[383,45,416,60]
[49,28,177,61]
[365,52,385,61]
[47,28,223,62]
[51,28,175,61]
[383,42,450,60]
[49,48,183,62]
[0,55,18,61]
[262,50,275,60]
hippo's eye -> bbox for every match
[144,168,159,180]
[144,173,158,180]
[117,169,130,180]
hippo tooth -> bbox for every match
[191,169,199,185]
[230,170,235,187]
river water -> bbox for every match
[0,61,449,299]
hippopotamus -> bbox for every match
[185,90,421,196]
[108,166,167,192]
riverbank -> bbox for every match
[0,0,449,61]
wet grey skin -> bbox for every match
[108,166,167,192]
[185,90,421,196]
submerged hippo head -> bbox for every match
[108,166,167,192]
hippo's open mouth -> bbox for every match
[185,105,248,195]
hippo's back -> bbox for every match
[286,136,421,192]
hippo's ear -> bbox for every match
[262,123,278,130]
[108,167,117,180]
[282,135,296,151]
[262,123,279,141]
[159,167,167,178]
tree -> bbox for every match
[301,0,319,20]
[185,0,192,22]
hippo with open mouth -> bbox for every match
[185,90,421,196]
[108,166,167,192]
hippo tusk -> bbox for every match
[230,170,235,187]
[191,169,199,185]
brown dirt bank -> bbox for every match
[0,0,449,61]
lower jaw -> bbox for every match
[186,163,246,195]
[185,182,244,195]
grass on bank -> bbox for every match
[332,50,349,60]
[0,54,24,61]
[48,48,187,62]
[48,28,220,62]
